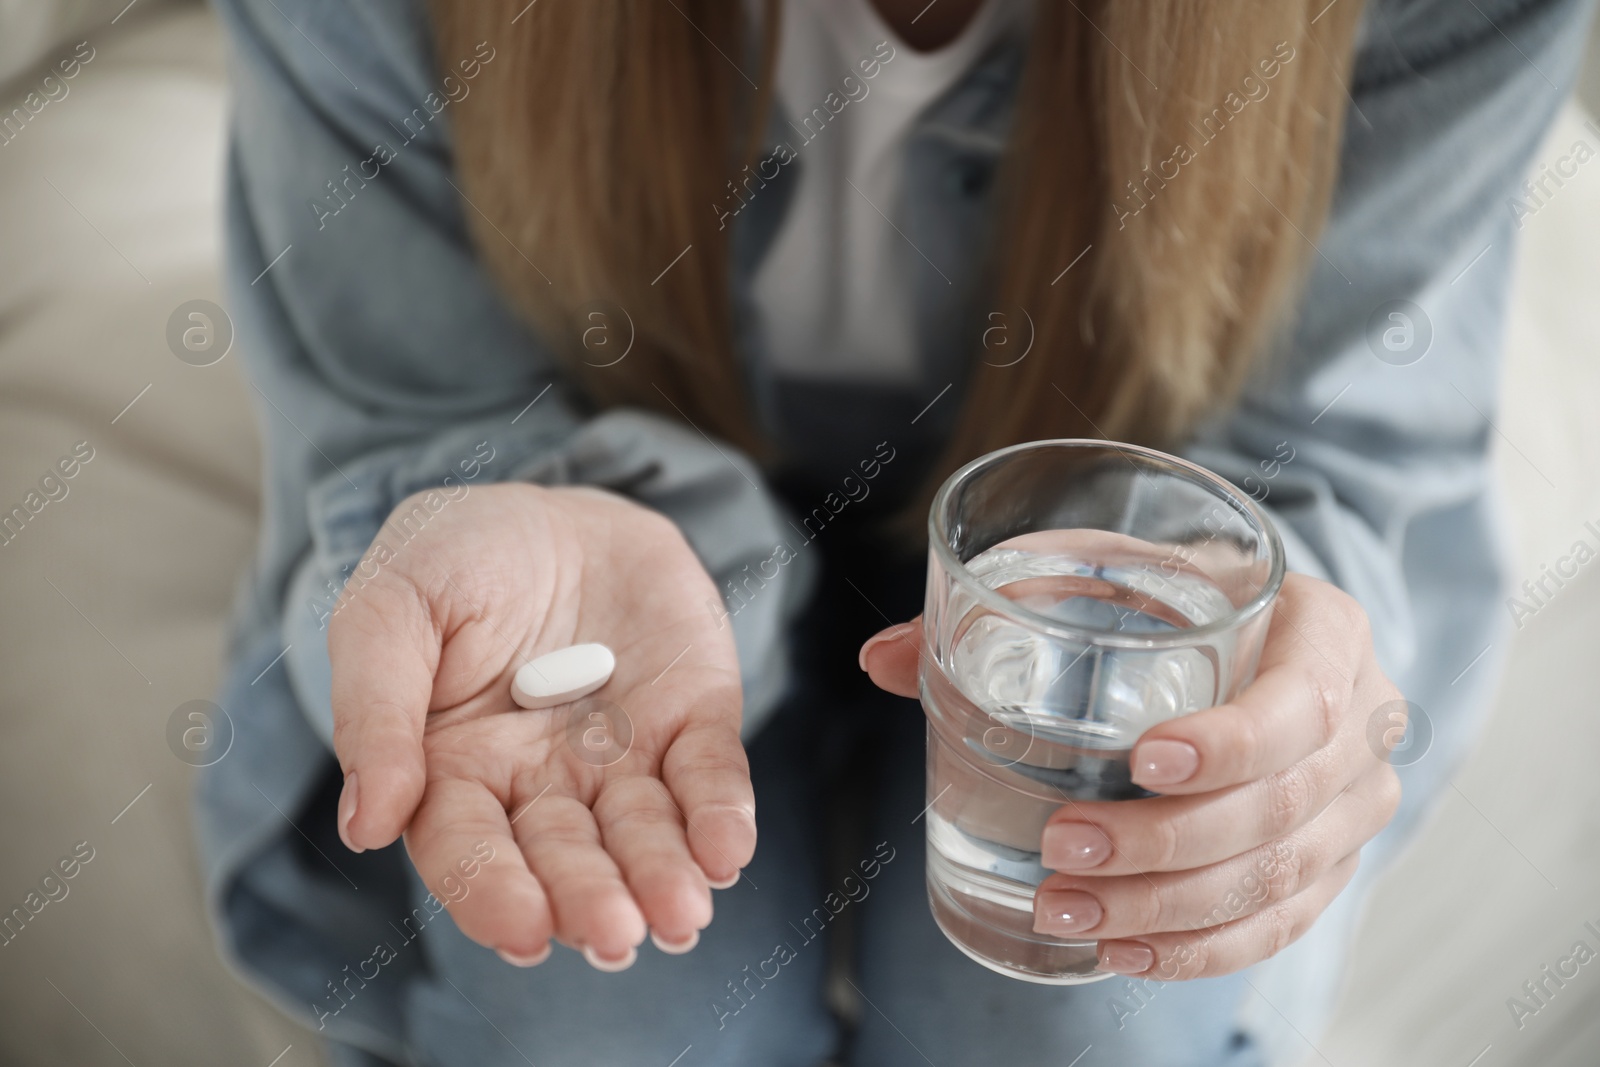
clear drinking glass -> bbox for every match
[921,439,1285,984]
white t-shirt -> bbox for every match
[749,0,1022,385]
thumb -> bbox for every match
[858,618,922,699]
[327,577,437,852]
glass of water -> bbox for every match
[921,439,1284,983]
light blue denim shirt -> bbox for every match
[198,0,1592,1060]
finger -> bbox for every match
[859,619,921,699]
[1034,762,1397,939]
[328,577,438,851]
[403,777,554,964]
[1130,656,1352,794]
[512,792,647,968]
[1042,752,1349,875]
[1095,851,1361,980]
[595,777,713,951]
[1130,575,1363,794]
[662,721,757,887]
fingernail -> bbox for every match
[337,772,364,853]
[858,622,915,672]
[1132,739,1199,787]
[496,943,552,968]
[1099,940,1156,974]
[582,944,637,972]
[650,929,700,955]
[1041,822,1111,870]
[1032,889,1103,935]
[707,871,740,890]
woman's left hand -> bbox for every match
[859,572,1403,980]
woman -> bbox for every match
[198,0,1587,1064]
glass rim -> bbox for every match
[928,438,1287,649]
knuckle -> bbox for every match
[1169,935,1212,980]
[330,714,357,753]
[599,799,676,833]
[1209,703,1260,780]
[1313,580,1365,628]
[335,693,411,737]
[1302,664,1345,749]
[678,742,749,774]
[690,799,759,827]
[1260,901,1302,961]
[1224,705,1268,781]
[590,778,648,818]
[672,748,752,786]
[1260,839,1310,904]
[1340,593,1373,643]
[1260,763,1318,839]
[1146,811,1184,871]
[540,820,597,848]
[1138,883,1176,934]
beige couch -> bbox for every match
[0,4,1594,1065]
[0,4,325,1064]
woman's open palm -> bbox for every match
[327,483,753,969]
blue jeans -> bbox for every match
[323,542,1268,1067]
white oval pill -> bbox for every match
[510,643,615,710]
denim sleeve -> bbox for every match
[212,0,812,746]
[1186,0,1592,812]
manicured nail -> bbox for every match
[1132,739,1199,787]
[337,772,364,853]
[1041,822,1111,870]
[858,622,916,672]
[707,871,740,890]
[1032,889,1103,935]
[1099,940,1156,974]
[496,943,551,968]
[582,944,638,972]
[650,929,700,955]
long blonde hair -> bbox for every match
[432,0,1365,507]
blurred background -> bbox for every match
[0,1,1596,1064]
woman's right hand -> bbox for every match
[326,482,754,969]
